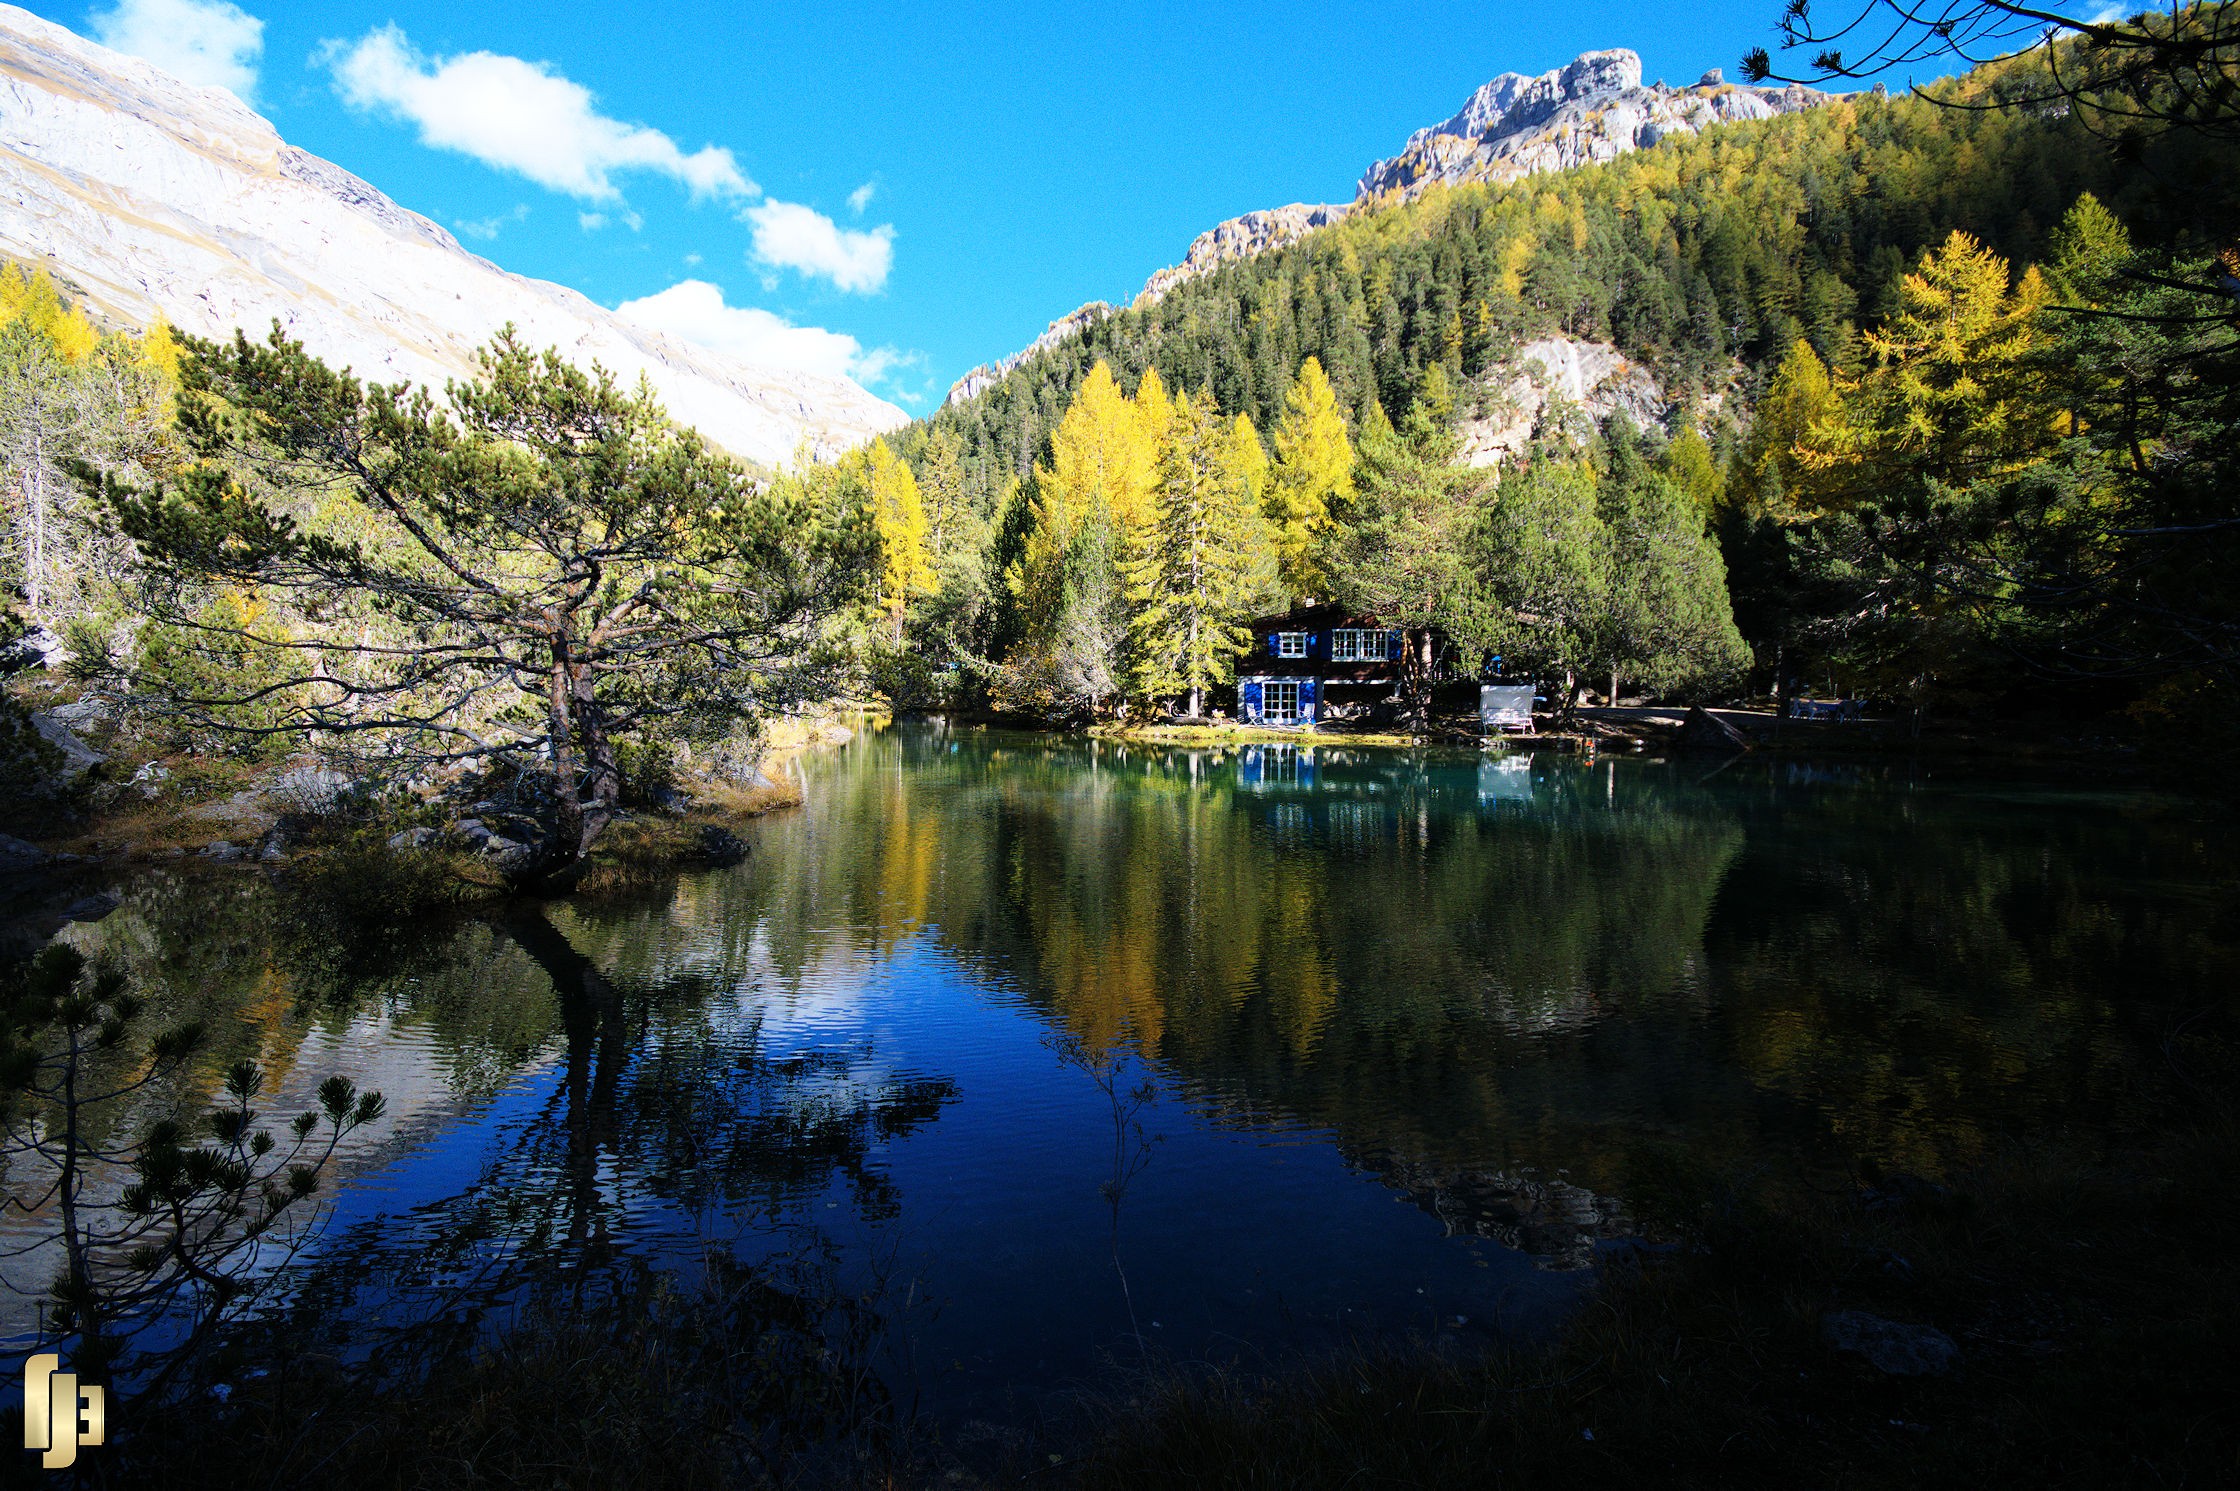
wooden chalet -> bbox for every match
[1235,603,1436,727]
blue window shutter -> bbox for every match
[1241,679,1263,720]
[1300,677,1318,719]
[1388,630,1402,660]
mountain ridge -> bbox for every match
[0,4,906,466]
[944,48,1825,406]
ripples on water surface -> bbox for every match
[10,724,2235,1415]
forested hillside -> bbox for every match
[888,42,2240,725]
[8,15,2238,816]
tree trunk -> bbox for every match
[1400,630,1435,730]
[26,434,47,621]
[524,633,618,895]
[1610,667,1620,708]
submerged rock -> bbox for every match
[1386,1163,1633,1270]
[60,893,119,923]
[693,825,748,867]
[0,834,52,873]
[1822,1310,1960,1376]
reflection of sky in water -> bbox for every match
[12,724,2233,1417]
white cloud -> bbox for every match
[90,0,263,100]
[455,204,530,241]
[615,279,908,389]
[322,25,753,203]
[847,181,877,214]
[743,200,894,294]
[577,208,641,233]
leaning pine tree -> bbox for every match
[1124,389,1275,717]
[106,326,876,892]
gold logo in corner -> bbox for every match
[21,1354,105,1470]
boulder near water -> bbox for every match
[1677,706,1752,753]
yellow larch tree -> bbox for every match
[848,438,935,639]
[1265,356,1354,598]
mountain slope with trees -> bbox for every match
[882,34,2239,728]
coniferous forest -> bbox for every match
[871,39,2240,732]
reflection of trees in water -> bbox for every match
[286,908,955,1289]
[763,728,2239,1211]
[1700,782,2240,1177]
[208,905,955,1473]
[40,879,958,1468]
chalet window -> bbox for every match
[1331,628,1398,662]
[1273,631,1306,658]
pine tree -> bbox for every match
[1598,468,1752,700]
[112,327,875,891]
[1468,459,1611,711]
[1326,382,1486,721]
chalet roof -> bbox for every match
[1249,602,1392,631]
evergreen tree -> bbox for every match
[1123,390,1276,715]
[1468,459,1611,710]
[1326,382,1486,721]
[110,326,875,890]
[1598,467,1753,699]
[906,424,994,668]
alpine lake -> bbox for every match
[7,722,2234,1431]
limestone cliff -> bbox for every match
[1358,52,1819,200]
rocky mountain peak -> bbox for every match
[1356,47,1820,201]
[945,47,1826,406]
[1404,48,1646,170]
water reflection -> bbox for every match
[7,723,2233,1411]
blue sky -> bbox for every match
[23,1,1951,410]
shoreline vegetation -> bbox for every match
[1,712,860,892]
[5,692,2185,881]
